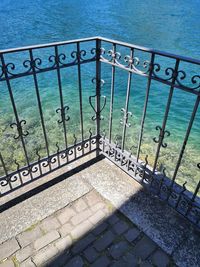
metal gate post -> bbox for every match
[95,38,101,157]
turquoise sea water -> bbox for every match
[0,0,199,191]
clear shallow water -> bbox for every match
[0,0,200,191]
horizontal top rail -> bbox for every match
[0,36,199,66]
[0,36,99,54]
[98,37,200,65]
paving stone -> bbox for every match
[124,228,140,243]
[85,190,102,206]
[151,249,170,267]
[93,230,115,252]
[71,208,92,225]
[91,202,106,213]
[92,222,108,236]
[140,261,153,267]
[83,246,99,263]
[49,251,71,267]
[110,260,125,267]
[91,255,110,267]
[108,214,120,225]
[57,207,76,225]
[89,209,107,225]
[131,236,157,260]
[113,220,129,235]
[64,255,84,267]
[74,198,88,212]
[55,235,72,252]
[40,217,60,233]
[0,260,15,267]
[17,227,43,248]
[15,244,33,262]
[33,230,60,251]
[123,252,138,267]
[109,241,129,259]
[71,220,93,240]
[32,245,59,266]
[0,238,20,261]
[20,258,36,267]
[72,233,96,254]
[59,223,74,237]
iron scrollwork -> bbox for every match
[56,105,70,124]
[152,64,200,92]
[10,120,29,139]
[71,50,86,63]
[153,125,170,148]
[120,108,132,127]
[89,78,106,121]
[49,53,67,67]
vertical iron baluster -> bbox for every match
[0,152,12,189]
[108,43,116,143]
[95,38,102,156]
[152,59,180,173]
[77,42,84,155]
[121,48,133,152]
[14,160,23,185]
[55,143,61,167]
[73,134,77,159]
[36,148,42,176]
[136,53,155,162]
[0,152,8,177]
[29,49,51,171]
[54,45,68,162]
[185,180,200,218]
[171,96,200,185]
[0,54,33,179]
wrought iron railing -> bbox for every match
[0,37,199,227]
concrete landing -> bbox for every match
[0,190,173,267]
[0,154,199,266]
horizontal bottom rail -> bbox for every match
[0,136,98,197]
[100,137,200,228]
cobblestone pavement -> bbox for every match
[0,190,175,267]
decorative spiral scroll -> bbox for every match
[49,53,67,67]
[179,198,189,211]
[23,58,43,71]
[91,47,105,58]
[176,72,200,91]
[152,64,175,81]
[124,56,150,74]
[10,120,29,139]
[0,173,19,186]
[120,108,132,127]
[30,164,38,173]
[100,47,152,75]
[152,63,200,91]
[56,105,70,124]
[153,125,170,148]
[41,155,56,168]
[71,49,86,63]
[107,49,121,63]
